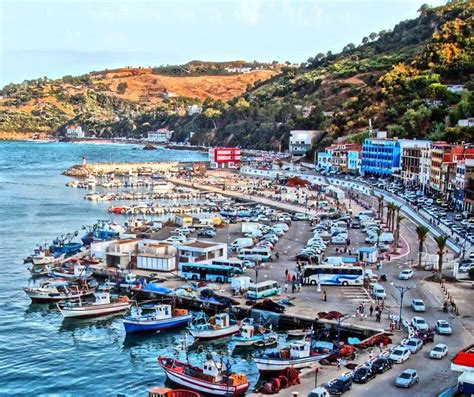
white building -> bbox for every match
[289,130,318,157]
[177,240,227,267]
[147,129,173,143]
[457,118,474,127]
[66,125,85,139]
[136,241,177,272]
[187,105,203,116]
[225,67,252,74]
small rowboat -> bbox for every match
[57,292,131,318]
[187,312,239,341]
[24,280,97,303]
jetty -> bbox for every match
[64,161,183,177]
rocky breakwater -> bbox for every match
[64,161,182,177]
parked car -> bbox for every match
[371,357,392,373]
[411,316,429,331]
[307,387,330,397]
[352,366,376,383]
[327,375,352,395]
[395,369,419,388]
[411,299,426,312]
[435,320,452,335]
[399,269,414,280]
[430,343,448,359]
[388,346,411,364]
[401,338,423,354]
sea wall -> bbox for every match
[64,161,181,177]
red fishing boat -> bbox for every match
[158,354,249,396]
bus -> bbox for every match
[237,247,272,262]
[211,258,247,274]
[180,263,235,282]
[247,280,281,300]
[303,265,364,286]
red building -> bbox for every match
[208,147,241,169]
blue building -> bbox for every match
[361,138,401,177]
[316,152,333,172]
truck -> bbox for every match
[322,256,358,266]
[230,238,254,251]
[230,276,254,293]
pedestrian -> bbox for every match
[284,282,288,293]
[276,252,280,261]
[369,305,374,316]
[356,308,360,318]
[287,273,292,282]
[360,303,365,314]
[369,349,374,361]
[336,358,341,370]
[292,274,296,283]
[379,341,384,353]
[323,290,327,302]
[285,268,288,278]
[292,282,296,294]
[376,312,381,323]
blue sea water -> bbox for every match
[0,142,259,396]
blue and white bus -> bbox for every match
[303,265,364,286]
[237,247,272,262]
[211,258,247,274]
[247,280,281,300]
[180,263,235,283]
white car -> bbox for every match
[411,299,426,312]
[399,269,414,280]
[401,338,423,354]
[430,343,448,359]
[435,320,452,335]
[411,316,429,331]
[166,235,186,244]
[389,346,411,363]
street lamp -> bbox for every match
[336,314,350,345]
[390,283,415,329]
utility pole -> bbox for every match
[391,284,415,329]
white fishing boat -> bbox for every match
[31,251,65,266]
[254,340,332,373]
[50,263,92,280]
[24,280,97,303]
[231,319,277,347]
[57,291,131,318]
[188,312,239,340]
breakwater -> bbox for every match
[64,161,184,177]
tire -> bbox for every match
[310,280,316,285]
[216,277,222,283]
[342,281,349,286]
[192,275,198,280]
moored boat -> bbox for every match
[187,312,239,341]
[158,354,249,396]
[123,304,192,334]
[57,291,131,318]
[231,319,277,347]
[24,280,97,303]
[253,339,332,373]
[50,263,92,280]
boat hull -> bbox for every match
[254,354,330,373]
[159,360,249,397]
[58,302,131,318]
[188,324,239,340]
[124,314,192,334]
[24,288,95,303]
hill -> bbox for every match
[0,63,276,139]
[0,1,472,147]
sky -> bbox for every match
[1,0,447,85]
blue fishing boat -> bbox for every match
[123,304,192,334]
[231,318,277,347]
[50,232,83,256]
[81,220,122,246]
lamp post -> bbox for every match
[391,283,415,329]
[314,367,319,388]
[336,314,350,345]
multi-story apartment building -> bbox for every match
[361,138,401,177]
[464,159,474,213]
[325,143,361,173]
[401,140,432,188]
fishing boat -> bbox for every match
[231,319,278,347]
[24,280,97,303]
[28,264,51,278]
[50,263,92,280]
[253,339,332,373]
[286,327,313,338]
[57,291,131,318]
[123,304,192,334]
[49,232,83,256]
[158,354,249,396]
[81,220,123,246]
[187,312,239,340]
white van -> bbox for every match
[322,257,344,266]
[231,276,254,292]
[372,284,386,299]
[230,238,254,250]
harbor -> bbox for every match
[3,141,473,397]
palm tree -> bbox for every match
[386,202,396,230]
[416,225,430,268]
[392,204,401,233]
[394,213,406,253]
[434,235,448,279]
[377,195,384,220]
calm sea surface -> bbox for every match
[0,142,258,396]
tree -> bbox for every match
[434,235,448,278]
[235,97,250,112]
[202,107,221,129]
[117,82,128,94]
[369,32,378,41]
[415,225,430,268]
[362,37,369,45]
[376,227,384,248]
[394,213,406,253]
[418,3,431,16]
[377,195,385,220]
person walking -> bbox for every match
[285,268,288,278]
[369,349,374,361]
[284,282,288,293]
[323,290,327,302]
[369,305,374,316]
[292,282,296,294]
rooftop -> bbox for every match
[181,241,221,249]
